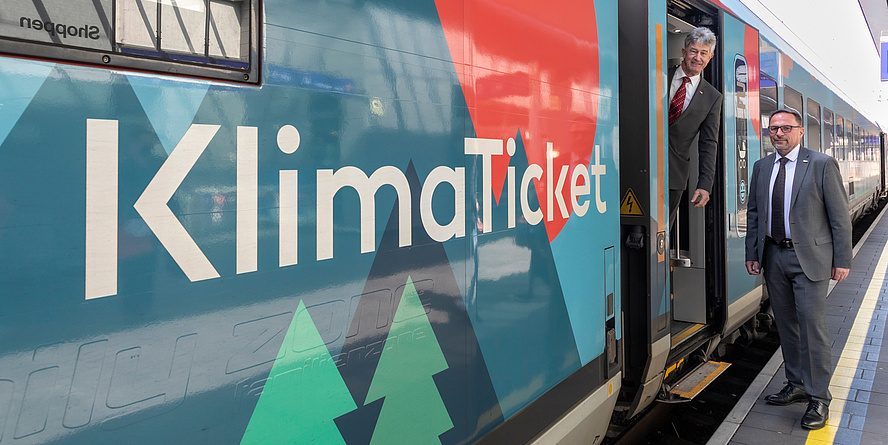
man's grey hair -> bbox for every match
[685,27,717,52]
[770,108,803,125]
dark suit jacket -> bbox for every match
[744,147,852,281]
[668,67,722,193]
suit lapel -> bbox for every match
[760,153,775,207]
[685,79,707,110]
[672,78,709,125]
[790,147,810,210]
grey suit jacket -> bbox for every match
[668,67,723,193]
[745,147,852,281]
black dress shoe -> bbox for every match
[801,400,829,430]
[764,384,808,406]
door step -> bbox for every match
[666,361,730,401]
[671,323,706,348]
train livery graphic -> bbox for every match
[0,0,884,444]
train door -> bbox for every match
[665,3,721,344]
[718,13,763,335]
[616,0,726,423]
[881,132,887,192]
[617,0,673,421]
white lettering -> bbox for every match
[420,166,465,242]
[133,124,221,282]
[571,164,591,217]
[547,142,554,221]
[590,145,607,213]
[521,164,544,225]
[554,164,569,219]
[85,122,610,300]
[317,166,411,261]
[279,170,298,267]
[85,119,118,300]
[464,138,502,233]
[237,126,258,274]
[507,166,516,228]
[506,138,516,228]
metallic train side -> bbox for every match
[0,0,619,444]
[0,0,884,444]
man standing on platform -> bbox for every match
[668,27,722,229]
[745,108,852,430]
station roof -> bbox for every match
[859,0,888,52]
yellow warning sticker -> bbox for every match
[620,189,644,216]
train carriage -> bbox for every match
[618,0,884,431]
[0,0,884,444]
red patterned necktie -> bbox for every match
[771,157,789,242]
[669,76,690,124]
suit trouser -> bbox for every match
[763,242,832,404]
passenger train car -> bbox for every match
[0,0,883,444]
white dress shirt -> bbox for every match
[669,66,702,113]
[768,146,800,239]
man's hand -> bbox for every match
[746,261,760,275]
[831,267,850,282]
[691,189,710,207]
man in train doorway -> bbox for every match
[745,108,852,430]
[668,27,722,232]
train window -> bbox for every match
[783,86,803,118]
[868,130,873,160]
[823,108,834,158]
[871,131,876,159]
[863,131,876,161]
[866,131,872,160]
[853,125,860,161]
[0,0,259,83]
[861,128,866,160]
[835,116,846,160]
[760,74,778,156]
[853,125,858,159]
[862,128,868,160]
[806,99,821,151]
[851,125,861,161]
[857,126,862,160]
[759,38,781,80]
[863,130,869,160]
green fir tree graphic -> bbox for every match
[365,276,454,444]
[240,300,356,445]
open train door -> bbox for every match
[666,0,721,335]
[615,0,727,422]
[616,0,673,421]
[718,12,764,336]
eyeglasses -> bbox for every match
[768,125,802,134]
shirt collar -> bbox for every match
[675,66,701,84]
[776,145,800,163]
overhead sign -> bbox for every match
[0,0,112,51]
[882,40,888,82]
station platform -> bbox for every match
[710,206,888,445]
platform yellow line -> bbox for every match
[805,239,888,444]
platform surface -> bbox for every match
[710,207,888,445]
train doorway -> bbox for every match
[616,0,727,420]
[665,2,722,350]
